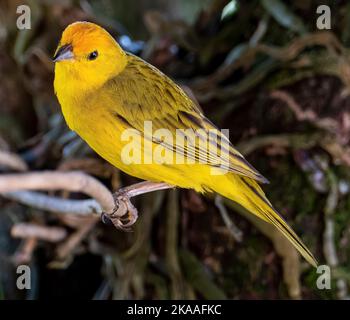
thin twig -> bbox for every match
[237,133,322,155]
[165,189,186,299]
[323,171,348,299]
[11,222,67,242]
[215,195,243,242]
[55,217,98,260]
[0,150,28,171]
[193,31,344,94]
[12,238,38,265]
[270,90,338,133]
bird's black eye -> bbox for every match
[88,51,98,60]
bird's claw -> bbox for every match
[101,192,138,231]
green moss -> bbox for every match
[219,234,273,298]
[333,196,350,259]
[258,156,320,219]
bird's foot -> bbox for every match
[100,181,173,231]
[101,190,138,231]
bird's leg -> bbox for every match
[102,181,173,231]
[109,193,137,231]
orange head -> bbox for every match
[53,21,127,90]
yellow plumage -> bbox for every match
[53,21,317,267]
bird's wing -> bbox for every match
[104,53,268,183]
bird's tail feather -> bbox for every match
[218,176,317,267]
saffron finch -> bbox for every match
[53,21,317,267]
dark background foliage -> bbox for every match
[1,0,350,299]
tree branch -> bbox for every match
[0,171,173,230]
[0,171,115,213]
[11,223,67,242]
[0,150,28,171]
[3,191,102,215]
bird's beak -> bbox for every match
[53,44,74,62]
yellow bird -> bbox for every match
[53,21,317,267]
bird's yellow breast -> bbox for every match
[55,78,208,192]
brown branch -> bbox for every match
[11,223,67,242]
[192,31,344,93]
[255,31,344,62]
[237,133,322,156]
[323,171,348,299]
[12,238,38,265]
[165,189,186,299]
[0,150,28,171]
[55,217,98,260]
[270,90,338,133]
[0,171,173,229]
[0,171,115,213]
[3,191,103,215]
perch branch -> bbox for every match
[3,191,103,215]
[0,171,115,213]
[0,171,173,230]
